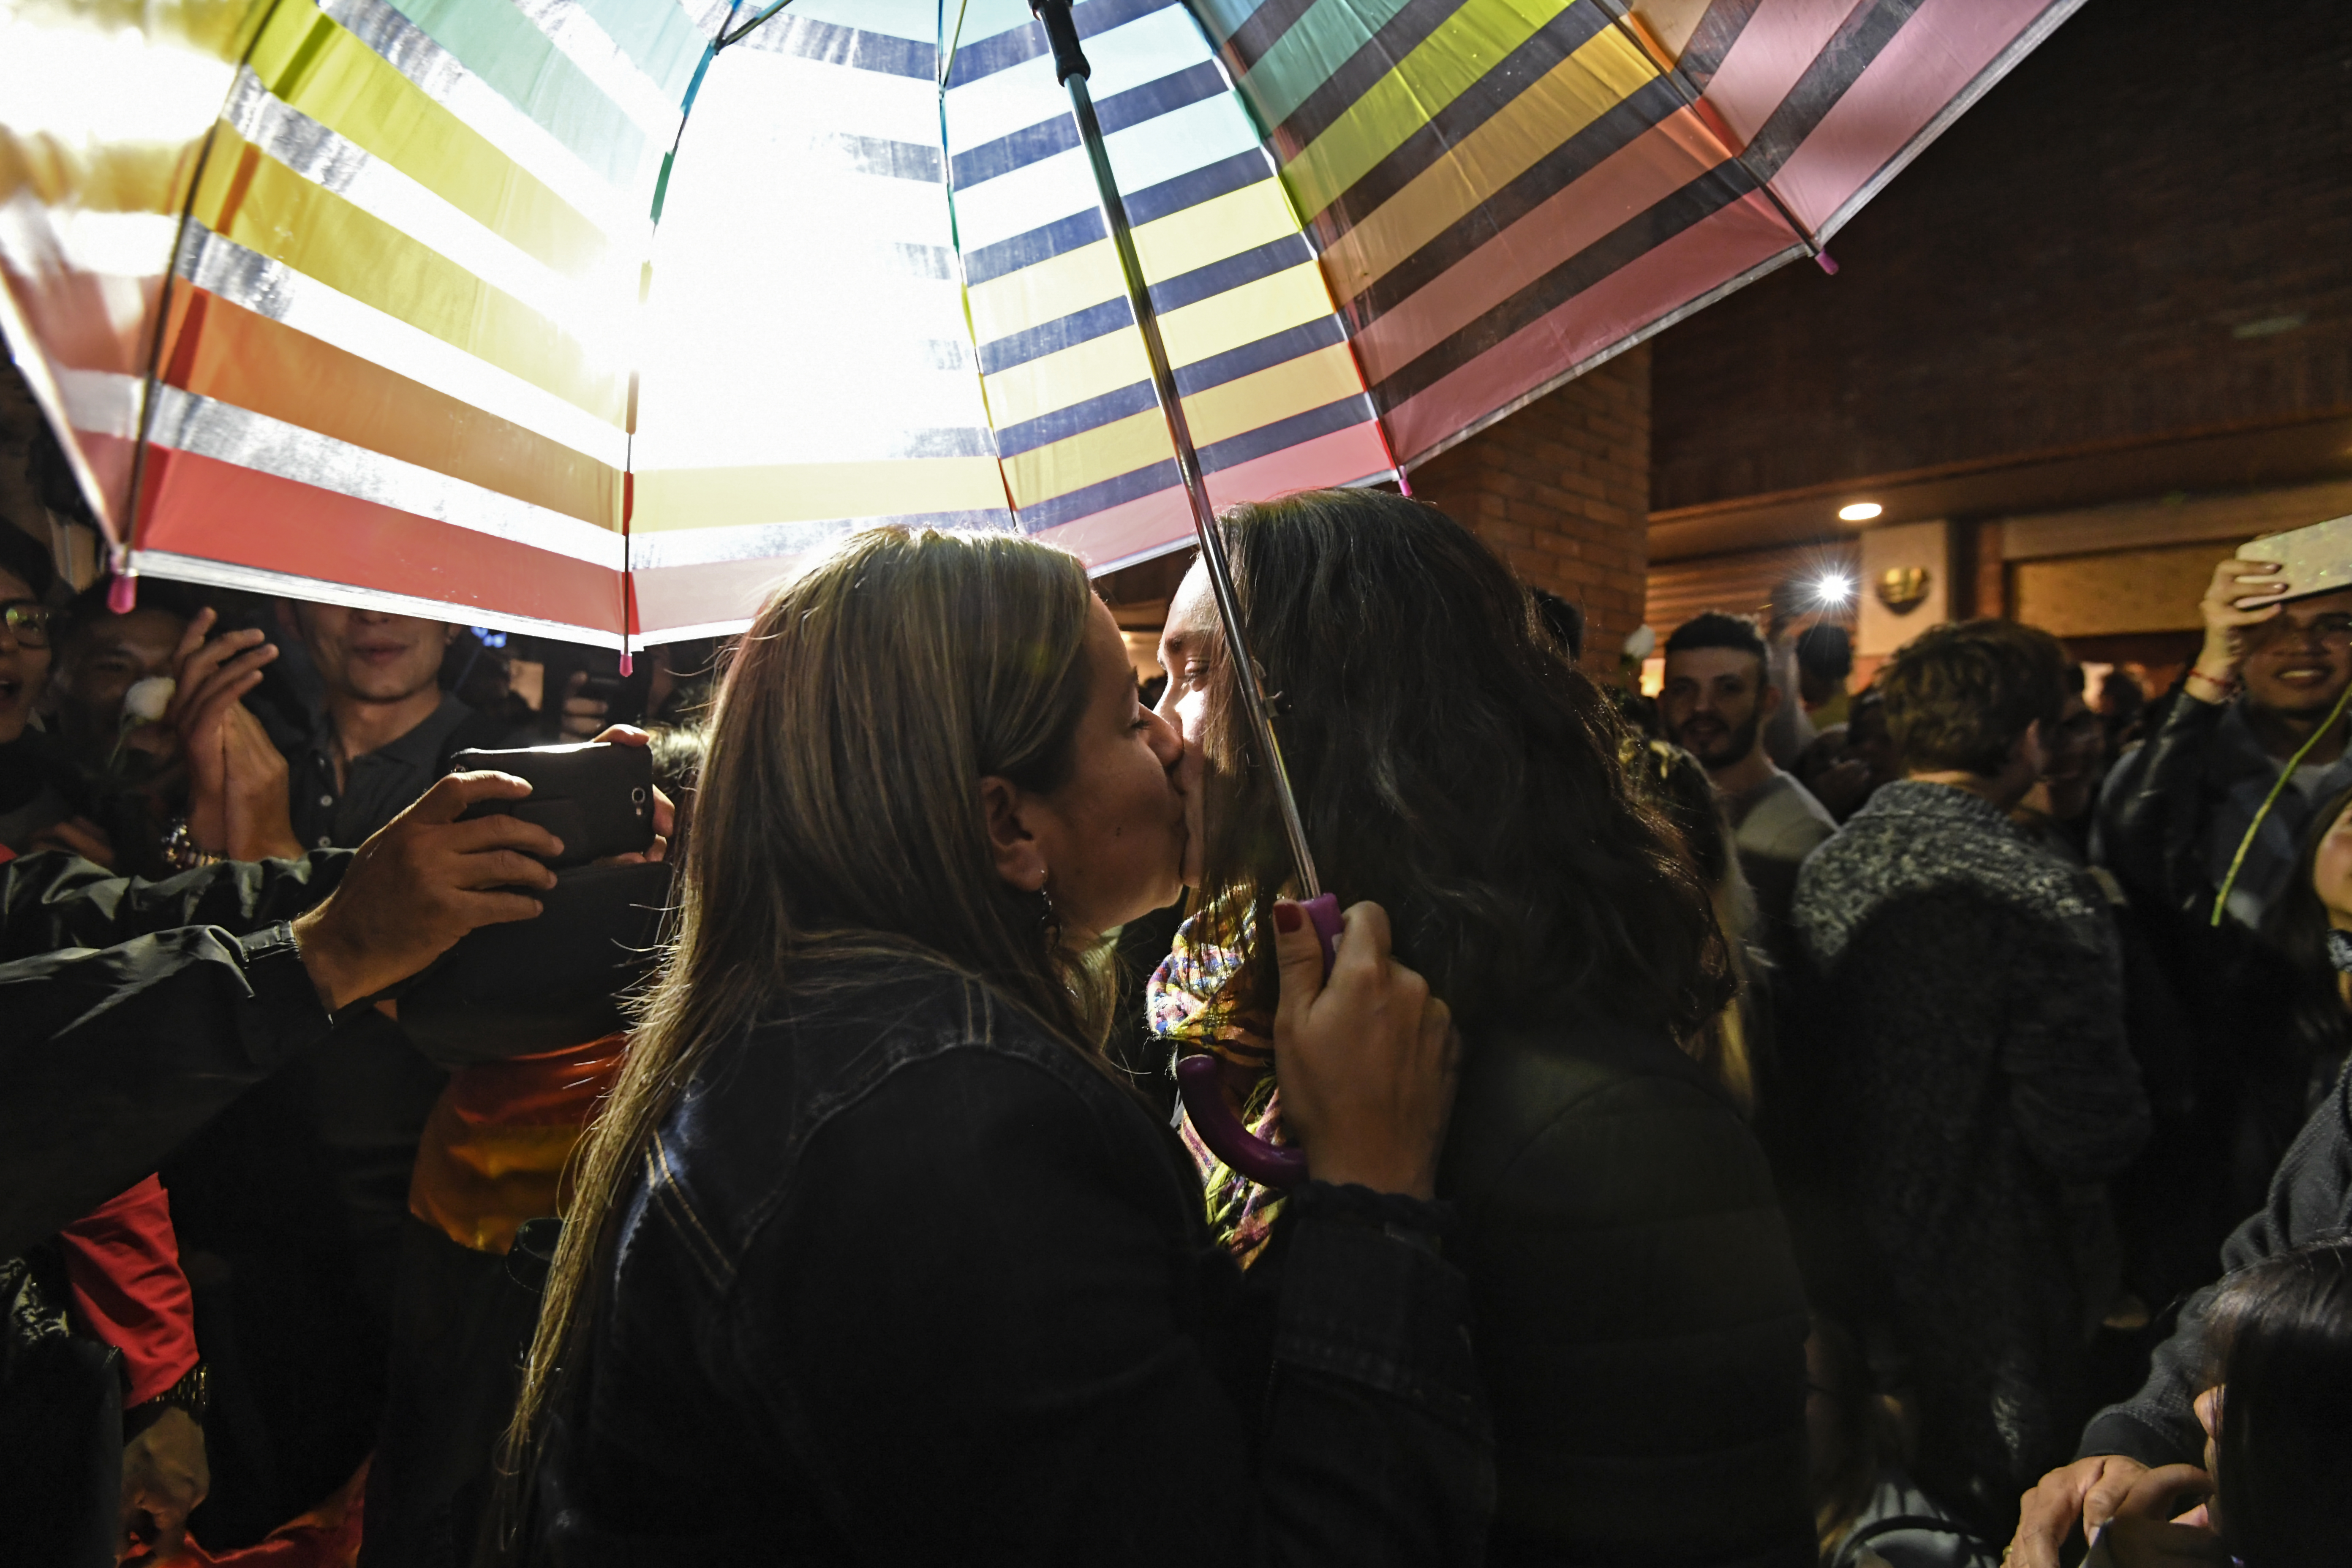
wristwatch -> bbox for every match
[161,817,226,873]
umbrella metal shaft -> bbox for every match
[1031,0,1323,901]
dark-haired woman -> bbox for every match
[2079,1240,2352,1567]
[1152,490,1811,1567]
[512,527,1487,1565]
[2011,789,2352,1568]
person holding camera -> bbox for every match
[2095,555,2352,1265]
[0,763,568,1565]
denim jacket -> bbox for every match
[535,951,1491,1566]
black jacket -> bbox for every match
[537,952,1492,1566]
[2080,1057,2352,1465]
[1441,1011,1814,1568]
[2094,695,2343,1226]
[0,850,347,1256]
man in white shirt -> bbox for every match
[1660,612,1838,941]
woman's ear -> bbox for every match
[980,776,1047,893]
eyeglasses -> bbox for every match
[2259,612,2352,645]
[1,600,58,649]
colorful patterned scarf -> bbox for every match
[1147,911,1288,1268]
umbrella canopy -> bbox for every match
[0,0,2081,649]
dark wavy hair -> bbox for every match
[1193,489,1731,1041]
[2203,1239,2352,1565]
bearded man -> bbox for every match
[1659,611,1837,940]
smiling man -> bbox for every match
[2092,553,2352,1285]
[2100,555,2352,931]
[280,604,490,851]
[1659,612,1837,942]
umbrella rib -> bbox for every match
[718,0,797,49]
[1029,0,1323,900]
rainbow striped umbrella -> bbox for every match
[0,0,2079,654]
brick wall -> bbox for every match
[1650,0,2352,512]
[1412,345,1651,664]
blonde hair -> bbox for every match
[503,525,1109,1507]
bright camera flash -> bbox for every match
[1838,501,1884,522]
[1815,574,1853,605]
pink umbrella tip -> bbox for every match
[107,573,136,614]
[1815,250,1840,275]
[617,651,634,678]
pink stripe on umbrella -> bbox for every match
[1770,0,2057,234]
[1699,0,1869,150]
[1352,108,1731,387]
[1386,191,1795,464]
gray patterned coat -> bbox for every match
[1793,781,2150,1527]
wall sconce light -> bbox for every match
[1876,566,1932,613]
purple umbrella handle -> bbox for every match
[1298,891,1343,974]
[1173,893,1342,1191]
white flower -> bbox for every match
[1622,624,1657,661]
[122,676,175,725]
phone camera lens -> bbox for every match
[632,788,648,804]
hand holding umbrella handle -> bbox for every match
[1173,893,1342,1190]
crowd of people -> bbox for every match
[5,475,2352,1568]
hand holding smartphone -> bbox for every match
[449,741,655,869]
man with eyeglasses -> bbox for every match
[2046,552,2352,1558]
[2099,554,2352,1147]
[0,523,87,857]
[2100,555,2352,926]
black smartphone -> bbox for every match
[449,742,655,868]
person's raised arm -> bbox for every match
[157,607,291,860]
[0,773,564,1253]
[2096,557,2279,907]
[2187,556,2284,705]
[290,768,560,1010]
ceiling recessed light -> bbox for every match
[1838,501,1883,523]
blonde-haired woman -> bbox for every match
[507,527,1482,1565]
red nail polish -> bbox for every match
[1272,901,1301,933]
